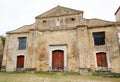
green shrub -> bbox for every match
[0,35,5,46]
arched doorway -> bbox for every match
[17,55,24,69]
[52,50,64,71]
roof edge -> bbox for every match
[115,6,120,15]
[35,5,83,19]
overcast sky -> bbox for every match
[0,0,120,35]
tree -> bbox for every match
[0,35,5,46]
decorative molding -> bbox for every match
[49,45,67,71]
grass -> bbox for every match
[93,72,120,78]
[0,71,120,82]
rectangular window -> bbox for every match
[93,32,105,46]
[19,37,26,50]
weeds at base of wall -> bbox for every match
[0,71,119,78]
[93,72,120,78]
[34,71,81,76]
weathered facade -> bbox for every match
[0,38,3,69]
[2,6,120,73]
[115,6,120,22]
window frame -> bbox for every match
[16,55,25,68]
[96,52,108,67]
[93,32,105,46]
[18,37,27,50]
[94,51,111,71]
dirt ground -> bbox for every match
[0,72,119,82]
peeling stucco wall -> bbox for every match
[35,30,78,72]
[2,25,120,73]
[88,26,120,73]
[2,6,120,73]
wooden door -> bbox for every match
[96,52,108,67]
[17,56,24,68]
[52,50,64,70]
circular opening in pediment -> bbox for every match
[71,18,75,21]
[42,20,47,24]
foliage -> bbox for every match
[34,71,80,75]
[0,35,5,46]
[93,72,120,78]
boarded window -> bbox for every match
[96,52,108,67]
[18,37,26,50]
[93,32,105,46]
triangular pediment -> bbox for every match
[36,6,83,18]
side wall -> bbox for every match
[88,26,120,73]
[2,34,27,71]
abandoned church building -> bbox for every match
[1,6,120,73]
